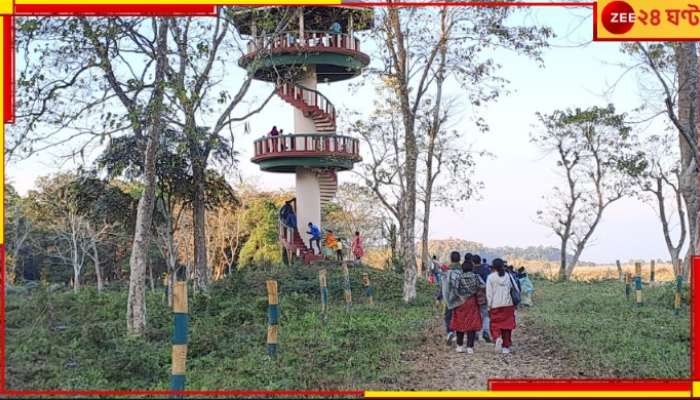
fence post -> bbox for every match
[650,260,656,283]
[171,281,188,391]
[674,275,683,315]
[266,280,279,357]
[319,269,328,321]
[362,272,373,305]
[616,260,623,282]
[634,262,643,306]
[624,272,631,299]
[342,262,352,311]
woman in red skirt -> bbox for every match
[486,258,517,354]
[447,252,484,354]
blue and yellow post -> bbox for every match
[362,272,373,305]
[266,280,279,357]
[171,280,188,391]
[634,262,643,306]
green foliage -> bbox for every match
[528,278,689,378]
[6,265,434,390]
[238,198,283,268]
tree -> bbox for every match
[623,42,698,274]
[632,134,688,276]
[5,184,31,284]
[533,105,637,281]
[12,16,171,335]
[237,197,283,268]
[369,5,551,301]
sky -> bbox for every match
[6,7,685,264]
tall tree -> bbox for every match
[369,5,551,301]
[533,105,638,280]
[632,133,688,276]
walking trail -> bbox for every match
[373,306,599,391]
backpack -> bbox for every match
[507,273,521,307]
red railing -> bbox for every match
[247,31,361,55]
[253,134,360,160]
[277,81,335,124]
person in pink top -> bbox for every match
[351,231,364,263]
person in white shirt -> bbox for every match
[486,258,518,354]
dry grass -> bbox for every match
[514,260,676,282]
[362,249,677,283]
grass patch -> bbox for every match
[6,264,435,391]
[526,277,690,378]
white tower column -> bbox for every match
[296,167,321,245]
[293,67,318,133]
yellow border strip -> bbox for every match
[365,391,691,398]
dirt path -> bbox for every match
[375,306,598,391]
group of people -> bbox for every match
[430,253,535,354]
[306,222,364,262]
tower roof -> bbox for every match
[230,6,374,36]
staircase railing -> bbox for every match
[277,81,336,124]
[253,134,360,159]
[247,31,361,55]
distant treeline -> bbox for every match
[424,238,669,266]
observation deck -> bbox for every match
[251,134,361,173]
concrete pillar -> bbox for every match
[296,167,321,246]
[293,67,317,134]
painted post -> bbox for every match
[674,275,683,315]
[342,262,352,311]
[634,262,643,306]
[266,280,279,357]
[319,269,329,321]
[624,272,631,299]
[362,272,373,305]
[650,260,656,283]
[171,281,188,391]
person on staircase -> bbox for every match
[351,231,364,264]
[279,200,297,229]
[324,229,339,260]
[307,222,321,255]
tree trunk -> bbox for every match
[616,260,623,281]
[91,240,103,293]
[420,204,431,280]
[192,158,210,293]
[72,238,81,294]
[402,140,418,302]
[126,18,168,337]
[675,43,699,279]
[558,237,568,281]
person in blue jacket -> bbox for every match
[307,222,321,255]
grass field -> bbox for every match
[6,264,435,391]
[5,266,691,392]
[516,261,678,282]
[526,277,690,378]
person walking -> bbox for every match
[448,256,484,354]
[486,258,518,354]
[351,231,364,263]
[306,222,321,255]
[440,253,461,345]
[472,254,491,342]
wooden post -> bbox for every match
[616,260,623,282]
[266,280,279,357]
[342,262,352,311]
[650,260,656,283]
[624,272,631,299]
[634,262,643,306]
[319,269,328,320]
[171,281,188,391]
[362,272,373,305]
[674,275,683,315]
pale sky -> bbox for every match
[6,7,685,264]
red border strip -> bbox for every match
[693,256,699,380]
[3,16,13,124]
[14,4,218,16]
